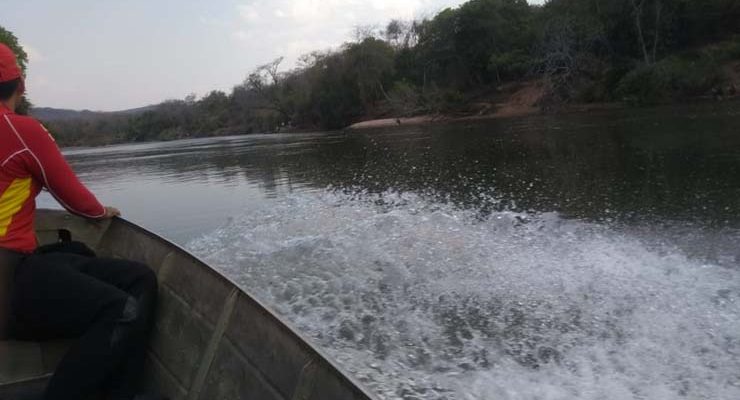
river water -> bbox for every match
[43,102,740,399]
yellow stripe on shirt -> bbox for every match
[0,178,32,237]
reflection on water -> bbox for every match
[56,102,740,240]
[43,101,740,399]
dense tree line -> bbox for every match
[3,0,740,146]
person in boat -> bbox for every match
[0,43,160,400]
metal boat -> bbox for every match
[0,209,376,400]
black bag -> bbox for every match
[35,240,97,258]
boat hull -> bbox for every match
[0,210,376,400]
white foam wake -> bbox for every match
[188,190,740,400]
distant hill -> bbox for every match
[30,105,157,121]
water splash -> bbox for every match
[188,190,740,400]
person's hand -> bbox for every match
[103,206,121,218]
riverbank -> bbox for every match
[344,104,617,130]
[346,81,540,129]
[346,81,614,130]
[346,77,739,131]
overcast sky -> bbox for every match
[4,0,543,111]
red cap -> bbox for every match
[0,43,25,96]
[0,43,23,83]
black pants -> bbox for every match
[10,253,158,400]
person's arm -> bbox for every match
[20,121,110,218]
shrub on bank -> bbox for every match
[616,37,740,104]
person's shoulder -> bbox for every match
[4,114,55,143]
[5,113,45,131]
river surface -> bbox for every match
[42,102,740,400]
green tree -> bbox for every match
[195,90,230,134]
[413,9,463,89]
[456,0,533,84]
[0,26,32,115]
[345,38,396,108]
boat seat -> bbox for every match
[0,339,72,399]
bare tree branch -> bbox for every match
[630,0,652,64]
[652,0,662,63]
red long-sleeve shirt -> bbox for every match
[0,104,105,253]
